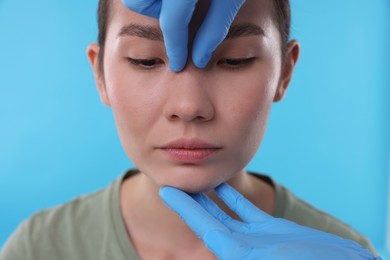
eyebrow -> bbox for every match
[117,24,164,41]
[226,23,266,39]
[117,23,265,41]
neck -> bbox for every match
[120,171,205,254]
[120,169,274,257]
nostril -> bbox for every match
[195,115,207,121]
[169,114,205,121]
[168,112,210,122]
[169,114,180,120]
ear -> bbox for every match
[87,43,111,106]
[273,40,300,102]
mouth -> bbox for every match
[157,138,222,163]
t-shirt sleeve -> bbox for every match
[1,220,32,260]
[1,210,66,260]
[1,176,140,260]
[272,182,378,257]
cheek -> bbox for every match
[220,68,277,120]
[217,67,279,159]
[103,67,165,154]
[105,54,164,119]
[236,88,273,155]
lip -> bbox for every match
[157,138,222,163]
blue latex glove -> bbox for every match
[121,0,245,72]
[160,183,381,260]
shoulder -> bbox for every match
[272,179,377,256]
[1,178,121,260]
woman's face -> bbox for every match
[88,0,298,192]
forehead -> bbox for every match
[108,0,277,39]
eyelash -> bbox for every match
[217,57,256,70]
[126,57,256,70]
[126,57,164,69]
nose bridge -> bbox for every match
[164,69,214,122]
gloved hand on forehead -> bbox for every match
[160,183,382,260]
[121,0,246,72]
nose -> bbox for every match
[163,69,215,123]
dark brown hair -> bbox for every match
[97,0,111,72]
[274,0,291,56]
[96,0,291,71]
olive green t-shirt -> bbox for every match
[1,170,377,259]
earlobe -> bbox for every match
[87,43,111,106]
[273,40,300,102]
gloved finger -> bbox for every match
[192,0,245,68]
[215,183,273,223]
[121,0,162,18]
[191,193,243,232]
[203,229,246,260]
[159,186,229,239]
[159,0,199,72]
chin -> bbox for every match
[147,164,233,193]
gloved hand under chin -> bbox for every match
[160,183,381,260]
[121,0,245,72]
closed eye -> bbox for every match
[126,57,164,69]
[217,57,256,70]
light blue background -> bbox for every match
[0,0,389,257]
